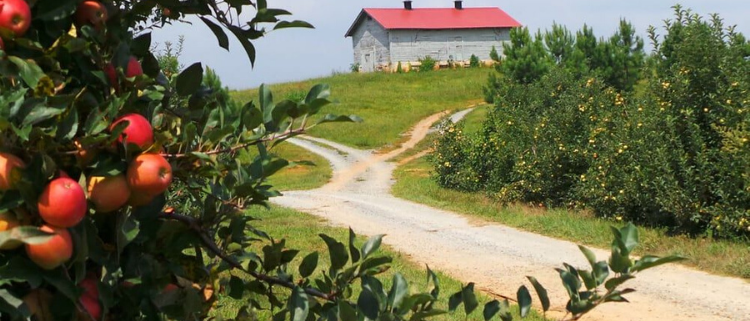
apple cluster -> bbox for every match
[0,1,174,318]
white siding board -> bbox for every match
[351,17,391,72]
[389,28,511,64]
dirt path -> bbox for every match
[272,111,750,321]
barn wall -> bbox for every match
[389,28,511,64]
[351,17,391,72]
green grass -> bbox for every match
[214,206,545,320]
[230,68,490,149]
[266,143,331,191]
[392,152,750,280]
[459,105,491,135]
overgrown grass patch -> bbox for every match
[230,68,489,149]
[214,206,546,320]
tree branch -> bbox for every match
[160,128,305,159]
[159,211,335,301]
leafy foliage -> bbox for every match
[419,56,438,72]
[439,6,750,238]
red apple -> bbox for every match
[38,177,87,228]
[74,1,108,30]
[110,113,154,149]
[127,153,172,197]
[88,174,131,213]
[25,225,73,270]
[79,295,101,320]
[104,63,116,86]
[0,0,31,37]
[0,151,25,191]
[79,276,100,298]
[0,211,21,250]
[125,56,143,78]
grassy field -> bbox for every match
[265,143,332,191]
[230,68,490,149]
[214,206,544,320]
[391,109,750,279]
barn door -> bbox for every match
[453,36,464,61]
[361,47,376,72]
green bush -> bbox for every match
[469,54,481,68]
[418,55,437,72]
[396,61,403,73]
[438,6,750,238]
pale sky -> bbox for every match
[150,1,750,89]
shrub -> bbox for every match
[445,6,750,238]
[469,54,481,68]
[350,62,361,72]
[418,55,437,72]
[396,61,403,73]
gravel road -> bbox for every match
[272,111,750,321]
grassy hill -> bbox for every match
[231,68,489,149]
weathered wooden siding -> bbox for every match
[389,28,510,64]
[351,17,390,72]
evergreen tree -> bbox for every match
[501,27,553,84]
[544,22,575,64]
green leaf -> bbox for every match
[304,84,331,104]
[618,223,639,254]
[386,273,408,310]
[358,256,392,275]
[604,274,635,291]
[427,265,440,299]
[592,261,610,286]
[56,106,78,140]
[361,234,384,259]
[8,56,45,88]
[348,227,360,264]
[357,288,380,320]
[33,0,78,21]
[200,17,230,50]
[176,63,204,96]
[274,20,315,30]
[116,212,140,254]
[483,300,500,321]
[631,255,686,272]
[579,270,597,290]
[608,245,632,274]
[131,32,152,57]
[0,226,53,248]
[288,286,309,321]
[319,234,349,272]
[298,252,319,278]
[315,114,364,125]
[578,245,597,268]
[447,289,462,312]
[498,299,513,321]
[228,276,245,299]
[21,104,66,127]
[557,268,581,300]
[517,285,532,317]
[526,276,550,312]
[338,301,357,321]
[228,25,257,66]
[462,283,478,315]
[242,103,263,130]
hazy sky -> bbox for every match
[150,1,750,89]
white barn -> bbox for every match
[345,1,521,72]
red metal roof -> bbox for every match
[345,7,521,37]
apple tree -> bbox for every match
[0,0,682,320]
